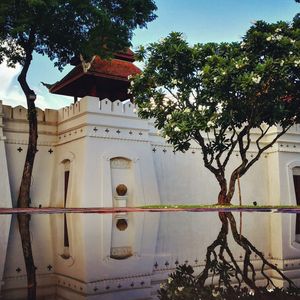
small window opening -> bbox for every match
[62,160,70,259]
[293,168,300,242]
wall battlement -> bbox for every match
[1,101,57,123]
[58,96,137,123]
[1,96,137,125]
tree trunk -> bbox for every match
[18,214,36,299]
[217,176,230,204]
[17,43,37,300]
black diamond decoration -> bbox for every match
[154,262,158,268]
[130,282,134,287]
[48,148,53,154]
[118,284,122,288]
[116,129,121,134]
[163,149,167,153]
[175,260,179,265]
[139,132,143,136]
[140,281,145,285]
[16,267,21,273]
[192,150,195,154]
[129,131,133,135]
[17,147,23,152]
[105,128,110,133]
[184,260,188,264]
[93,127,98,132]
[152,148,156,152]
[165,261,169,267]
[47,265,52,271]
[105,286,110,290]
[94,287,98,292]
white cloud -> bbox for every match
[0,62,22,99]
[0,62,72,110]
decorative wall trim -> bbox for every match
[4,139,55,147]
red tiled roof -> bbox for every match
[49,51,141,101]
[87,56,140,80]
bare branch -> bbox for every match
[241,124,293,176]
[194,131,219,176]
[255,124,271,151]
[223,127,238,169]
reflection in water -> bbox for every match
[159,212,299,300]
[17,214,36,300]
[1,212,300,299]
[198,212,294,291]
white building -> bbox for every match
[1,96,300,299]
[1,53,300,299]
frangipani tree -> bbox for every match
[131,20,300,205]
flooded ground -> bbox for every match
[1,210,300,299]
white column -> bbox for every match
[0,101,12,297]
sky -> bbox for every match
[0,0,299,110]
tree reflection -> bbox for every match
[199,212,294,290]
[159,212,298,300]
[18,214,36,300]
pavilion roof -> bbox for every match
[49,50,141,101]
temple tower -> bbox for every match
[48,51,161,299]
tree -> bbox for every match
[0,1,157,298]
[131,19,300,205]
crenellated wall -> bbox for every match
[2,96,300,299]
[58,97,137,123]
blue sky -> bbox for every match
[0,0,299,109]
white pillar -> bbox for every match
[0,101,12,297]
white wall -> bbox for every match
[2,96,300,298]
[0,101,12,296]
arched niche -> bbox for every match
[109,156,134,259]
[51,152,75,260]
[292,167,300,243]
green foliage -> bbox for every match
[131,16,300,203]
[0,0,157,69]
[132,22,300,152]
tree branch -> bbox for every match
[241,124,293,177]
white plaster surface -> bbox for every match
[1,97,300,299]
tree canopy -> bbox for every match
[131,19,300,204]
[0,2,157,299]
[0,0,157,69]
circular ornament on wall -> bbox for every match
[116,219,128,231]
[116,184,127,196]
